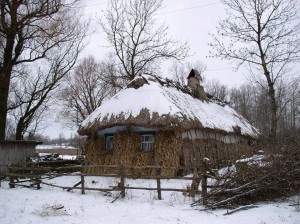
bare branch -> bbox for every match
[101,0,189,81]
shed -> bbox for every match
[0,140,42,174]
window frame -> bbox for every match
[140,133,155,152]
[105,134,114,150]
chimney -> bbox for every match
[187,69,208,101]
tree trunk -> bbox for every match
[258,35,278,141]
[0,2,17,140]
[15,119,25,140]
[268,82,278,141]
[0,74,10,140]
[263,70,278,142]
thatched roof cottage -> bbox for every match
[78,72,259,176]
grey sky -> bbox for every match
[83,0,247,85]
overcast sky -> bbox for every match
[44,0,251,139]
[82,0,248,85]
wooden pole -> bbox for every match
[36,177,41,190]
[190,166,199,197]
[119,163,125,198]
[156,167,162,200]
[8,167,15,188]
[67,180,82,192]
[201,160,208,205]
[81,174,85,194]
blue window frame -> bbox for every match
[105,135,114,150]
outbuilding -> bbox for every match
[0,140,41,174]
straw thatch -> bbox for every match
[78,75,259,138]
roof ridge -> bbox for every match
[127,74,230,107]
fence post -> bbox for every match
[81,174,85,194]
[8,167,15,188]
[36,177,41,190]
[119,163,125,198]
[201,161,208,205]
[190,166,199,197]
[156,167,162,200]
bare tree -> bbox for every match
[228,78,300,139]
[59,56,117,128]
[170,61,207,86]
[209,0,300,140]
[276,77,300,139]
[101,0,189,81]
[0,0,87,140]
[204,80,229,102]
[96,53,128,89]
[7,33,85,140]
[229,84,268,132]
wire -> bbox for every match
[83,1,221,16]
[157,2,221,15]
[85,2,107,8]
[206,67,234,72]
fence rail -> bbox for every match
[4,162,216,204]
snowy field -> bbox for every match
[38,153,77,160]
[0,176,299,224]
[36,145,79,150]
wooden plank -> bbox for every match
[81,175,85,194]
[40,181,120,192]
[67,180,82,192]
[119,163,125,198]
[124,186,200,193]
[156,167,162,200]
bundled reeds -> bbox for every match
[182,138,257,169]
[83,129,183,177]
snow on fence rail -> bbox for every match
[4,162,216,203]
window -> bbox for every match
[106,135,114,150]
[140,134,154,151]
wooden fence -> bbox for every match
[4,162,217,204]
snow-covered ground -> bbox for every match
[0,176,299,224]
[36,145,79,150]
[38,153,77,160]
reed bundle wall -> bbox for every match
[84,130,181,177]
[84,129,257,177]
[182,139,257,169]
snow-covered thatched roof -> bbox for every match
[78,75,259,138]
